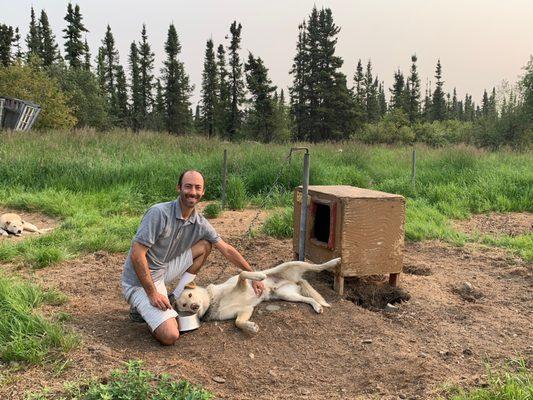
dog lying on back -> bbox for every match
[0,213,41,236]
[173,257,341,334]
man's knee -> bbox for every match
[153,319,180,346]
[193,240,212,259]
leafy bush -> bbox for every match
[226,175,246,210]
[0,62,76,129]
[48,66,110,130]
[203,202,221,218]
[27,360,213,400]
[413,120,474,147]
[262,207,293,239]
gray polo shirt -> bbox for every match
[121,199,221,288]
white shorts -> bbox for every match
[121,249,193,331]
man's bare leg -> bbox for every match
[153,317,180,346]
[188,239,212,274]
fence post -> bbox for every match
[299,151,310,262]
[411,144,417,192]
[221,149,227,209]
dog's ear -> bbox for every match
[185,281,196,289]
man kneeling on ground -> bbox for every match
[120,170,264,345]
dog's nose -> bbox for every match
[17,230,22,234]
[190,303,199,311]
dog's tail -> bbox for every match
[264,257,341,281]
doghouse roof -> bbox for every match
[297,185,404,199]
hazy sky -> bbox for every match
[2,0,532,105]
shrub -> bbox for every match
[0,61,76,129]
[203,202,221,218]
[263,207,293,239]
[226,175,246,210]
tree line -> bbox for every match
[0,4,531,148]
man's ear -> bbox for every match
[185,281,196,289]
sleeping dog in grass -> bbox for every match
[172,257,341,334]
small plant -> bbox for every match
[26,360,214,399]
[441,359,532,400]
[263,207,294,239]
[226,175,247,210]
[203,202,222,218]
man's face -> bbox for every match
[178,171,205,209]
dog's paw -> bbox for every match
[322,302,331,308]
[256,273,267,281]
[244,322,259,335]
[312,303,323,314]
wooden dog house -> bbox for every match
[293,185,405,295]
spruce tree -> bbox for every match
[489,87,497,117]
[115,64,129,126]
[422,80,432,121]
[289,21,309,141]
[378,80,387,118]
[63,3,88,68]
[162,23,193,134]
[353,59,365,108]
[244,53,277,142]
[200,39,219,137]
[363,60,379,122]
[13,27,23,62]
[139,24,155,122]
[0,24,14,67]
[216,43,231,136]
[95,47,106,92]
[101,25,120,119]
[430,59,446,121]
[390,69,406,111]
[407,55,421,123]
[39,9,59,66]
[83,38,91,70]
[227,21,244,139]
[129,41,143,131]
[26,6,41,62]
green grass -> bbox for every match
[26,360,213,400]
[442,360,532,400]
[0,130,531,266]
[0,275,78,364]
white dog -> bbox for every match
[173,257,341,334]
[0,213,42,236]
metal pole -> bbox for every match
[298,152,310,261]
[221,149,227,209]
[411,145,416,192]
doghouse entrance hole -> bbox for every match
[312,203,331,243]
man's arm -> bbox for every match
[214,239,264,296]
[130,242,172,310]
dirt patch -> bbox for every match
[344,277,411,310]
[0,207,59,242]
[0,211,532,400]
[454,212,533,237]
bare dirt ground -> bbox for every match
[0,210,531,399]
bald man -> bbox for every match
[121,170,264,345]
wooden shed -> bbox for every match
[293,185,405,295]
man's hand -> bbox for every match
[149,292,172,311]
[252,280,265,297]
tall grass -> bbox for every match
[0,275,78,363]
[0,130,531,266]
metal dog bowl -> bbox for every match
[177,311,201,333]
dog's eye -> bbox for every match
[188,293,192,298]
[182,303,187,307]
